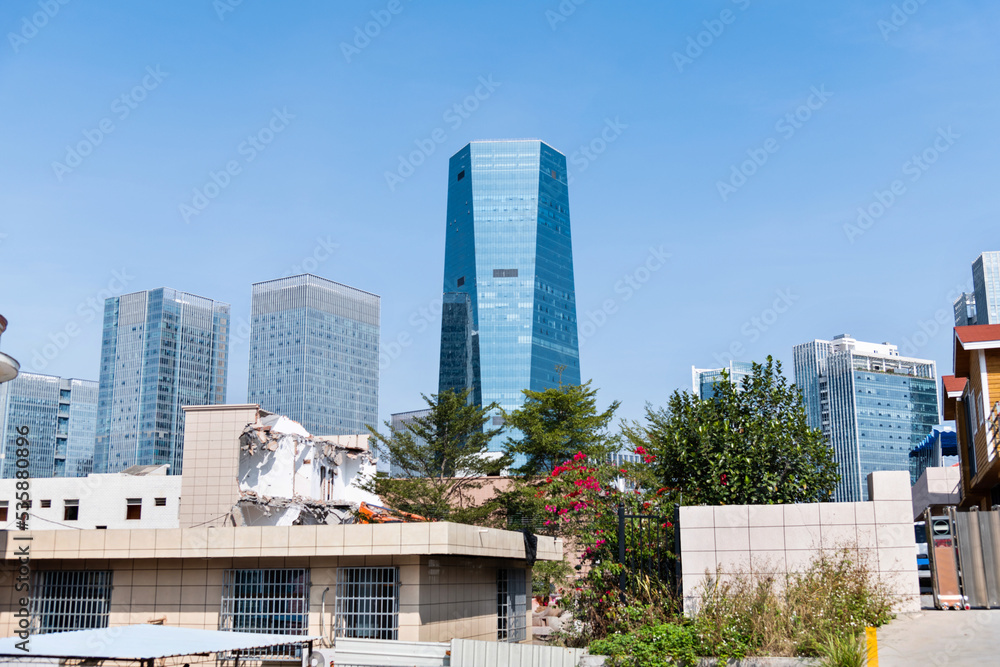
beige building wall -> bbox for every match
[179,404,258,528]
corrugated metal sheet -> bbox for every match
[0,625,321,659]
[332,638,450,665]
[450,639,587,667]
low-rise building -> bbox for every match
[941,324,1000,509]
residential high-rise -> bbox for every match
[0,374,98,478]
[248,274,379,437]
[793,334,939,502]
[691,361,754,399]
[954,291,977,326]
[437,140,581,461]
[972,252,1000,325]
[94,288,230,475]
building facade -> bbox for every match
[388,409,433,477]
[908,425,958,484]
[941,325,1000,509]
[94,288,230,475]
[248,275,379,437]
[0,374,98,479]
[691,361,754,399]
[954,291,977,327]
[437,140,581,461]
[793,335,939,502]
[972,251,1000,325]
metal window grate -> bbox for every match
[497,568,526,642]
[334,567,399,640]
[30,570,112,634]
[219,568,310,661]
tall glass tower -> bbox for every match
[972,251,1000,325]
[793,335,939,502]
[248,274,379,436]
[0,374,98,478]
[94,288,230,475]
[438,140,581,458]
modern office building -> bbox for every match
[388,409,433,477]
[793,334,939,502]
[437,140,581,462]
[972,251,1000,325]
[954,291,977,327]
[94,288,230,475]
[0,374,98,479]
[248,274,379,437]
[691,361,754,399]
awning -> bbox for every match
[0,625,321,659]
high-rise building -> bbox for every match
[388,409,432,477]
[0,374,98,478]
[793,334,939,502]
[437,140,581,461]
[972,251,1000,325]
[691,361,754,399]
[94,288,230,475]
[248,274,379,437]
[954,291,977,326]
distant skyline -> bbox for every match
[2,1,999,429]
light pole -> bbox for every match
[0,314,20,384]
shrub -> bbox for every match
[815,630,868,667]
[589,622,699,667]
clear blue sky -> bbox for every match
[1,0,997,428]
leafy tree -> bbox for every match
[624,357,838,506]
[357,389,509,523]
[503,380,621,477]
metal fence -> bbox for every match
[219,568,310,661]
[617,503,675,594]
[334,566,399,641]
[497,568,526,643]
[30,570,112,634]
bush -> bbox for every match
[694,548,893,657]
[815,630,868,667]
[589,622,698,667]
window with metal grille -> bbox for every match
[30,570,112,634]
[497,568,527,642]
[154,497,167,507]
[219,568,310,661]
[334,567,398,640]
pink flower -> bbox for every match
[573,451,587,461]
[634,445,647,455]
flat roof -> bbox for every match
[0,625,320,659]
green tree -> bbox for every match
[503,380,621,477]
[357,389,509,524]
[624,357,838,506]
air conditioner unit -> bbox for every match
[307,648,335,667]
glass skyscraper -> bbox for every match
[691,361,754,399]
[972,251,1000,325]
[793,335,939,502]
[248,274,379,436]
[0,374,98,478]
[437,140,581,460]
[94,288,230,475]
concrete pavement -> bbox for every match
[876,610,1000,666]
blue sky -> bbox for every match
[1,0,997,428]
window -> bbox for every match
[497,568,527,642]
[0,501,7,522]
[220,568,310,661]
[457,170,465,181]
[126,499,142,520]
[63,500,79,522]
[493,269,518,278]
[551,169,558,179]
[457,276,465,287]
[40,500,51,509]
[334,567,398,640]
[30,570,112,633]
[154,497,167,507]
